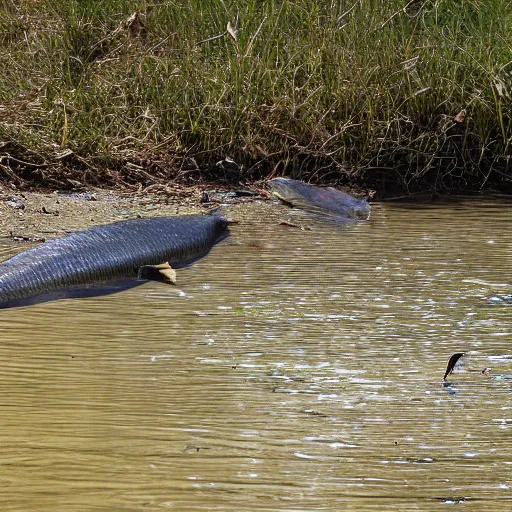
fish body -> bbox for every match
[268,178,370,220]
[0,214,228,308]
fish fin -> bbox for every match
[138,262,177,285]
[444,352,465,380]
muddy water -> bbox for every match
[0,198,512,511]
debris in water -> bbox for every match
[185,445,211,453]
[442,497,466,504]
[279,220,312,230]
[488,294,512,304]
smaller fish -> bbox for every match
[267,178,370,220]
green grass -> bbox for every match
[0,0,511,194]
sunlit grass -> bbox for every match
[0,0,510,193]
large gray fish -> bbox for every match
[0,214,228,308]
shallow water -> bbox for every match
[1,198,512,511]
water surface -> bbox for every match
[1,198,512,511]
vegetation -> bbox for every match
[0,0,511,195]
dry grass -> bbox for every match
[0,0,511,195]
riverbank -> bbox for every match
[1,1,511,197]
[0,182,271,241]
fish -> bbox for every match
[267,178,370,220]
[0,214,229,308]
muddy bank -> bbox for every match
[0,184,271,242]
[0,187,201,240]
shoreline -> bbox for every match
[1,180,511,246]
[0,183,270,241]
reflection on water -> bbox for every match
[1,198,512,510]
